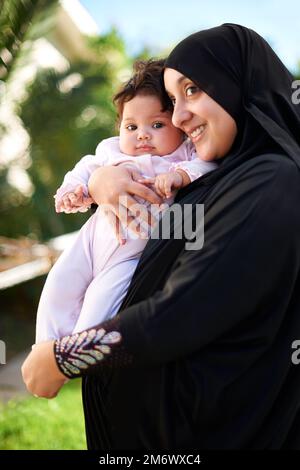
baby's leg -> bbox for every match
[72,257,140,333]
[35,216,96,343]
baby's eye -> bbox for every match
[153,122,164,129]
[186,85,199,97]
[126,124,137,131]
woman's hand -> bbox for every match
[21,341,68,399]
[88,166,163,243]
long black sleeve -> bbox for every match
[54,155,300,378]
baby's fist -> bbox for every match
[154,172,183,198]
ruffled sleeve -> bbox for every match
[54,138,114,212]
[169,157,218,182]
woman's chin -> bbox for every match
[195,144,215,162]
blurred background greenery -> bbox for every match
[0,380,86,450]
[0,380,85,449]
[0,0,299,451]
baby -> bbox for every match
[35,59,217,343]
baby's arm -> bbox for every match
[139,157,218,199]
[54,154,101,213]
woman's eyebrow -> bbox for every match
[166,75,189,95]
[177,76,188,85]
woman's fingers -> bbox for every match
[154,178,166,198]
[87,166,162,235]
[118,194,153,228]
[164,180,172,198]
[127,180,162,205]
[116,218,126,245]
[104,210,127,245]
[89,166,162,205]
[117,196,146,232]
[104,196,155,238]
[130,169,144,182]
[137,177,155,185]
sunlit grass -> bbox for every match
[0,379,86,450]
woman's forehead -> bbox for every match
[164,68,190,92]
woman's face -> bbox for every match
[164,68,238,161]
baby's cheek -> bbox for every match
[120,137,137,156]
[119,134,127,153]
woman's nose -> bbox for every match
[172,102,192,129]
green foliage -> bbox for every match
[87,26,127,60]
[1,28,131,240]
[0,380,85,449]
[0,0,59,81]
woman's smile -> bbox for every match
[189,124,206,143]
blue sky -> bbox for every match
[80,0,300,73]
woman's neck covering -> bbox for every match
[165,24,300,183]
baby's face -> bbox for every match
[119,94,183,156]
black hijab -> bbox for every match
[165,23,300,185]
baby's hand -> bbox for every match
[139,172,183,199]
[56,185,94,213]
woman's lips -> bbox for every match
[189,125,206,143]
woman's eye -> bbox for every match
[153,122,164,129]
[186,86,199,97]
[126,124,137,131]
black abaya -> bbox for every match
[81,153,300,449]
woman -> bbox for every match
[22,23,300,449]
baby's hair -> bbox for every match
[113,58,173,126]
